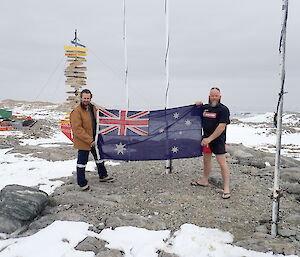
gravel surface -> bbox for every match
[1,99,299,255]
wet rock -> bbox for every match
[0,184,49,234]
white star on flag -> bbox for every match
[173,112,180,119]
[115,142,126,154]
[158,128,165,133]
[171,146,179,153]
[185,119,192,126]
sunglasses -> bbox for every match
[210,87,220,92]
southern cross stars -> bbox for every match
[115,142,126,154]
[185,119,192,126]
[171,146,179,153]
[173,112,180,119]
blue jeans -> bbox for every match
[76,147,108,187]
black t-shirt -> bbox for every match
[201,103,230,143]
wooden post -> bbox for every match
[64,31,88,109]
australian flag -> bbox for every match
[96,105,202,161]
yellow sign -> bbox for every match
[64,46,88,52]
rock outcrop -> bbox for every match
[0,184,49,234]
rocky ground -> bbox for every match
[0,100,300,256]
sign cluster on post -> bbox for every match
[64,45,88,108]
[59,38,88,142]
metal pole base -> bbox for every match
[271,190,282,237]
[165,159,172,174]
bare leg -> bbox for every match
[196,153,212,186]
[215,154,230,194]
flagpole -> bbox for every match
[271,0,288,237]
[164,0,172,174]
[123,0,129,110]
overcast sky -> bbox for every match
[1,0,299,112]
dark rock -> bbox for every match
[95,250,123,257]
[75,236,104,255]
[159,251,179,257]
[0,184,49,233]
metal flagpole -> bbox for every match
[271,0,289,237]
[123,0,129,110]
[164,0,172,174]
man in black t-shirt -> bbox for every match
[191,87,231,199]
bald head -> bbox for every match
[209,87,221,107]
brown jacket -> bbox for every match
[70,104,97,150]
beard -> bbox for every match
[209,100,220,107]
[80,102,90,109]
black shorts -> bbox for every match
[203,140,226,155]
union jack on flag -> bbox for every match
[97,105,203,161]
[98,108,149,136]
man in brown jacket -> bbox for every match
[70,89,114,191]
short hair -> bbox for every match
[80,89,92,98]
[210,87,220,92]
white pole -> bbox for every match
[164,0,172,174]
[271,0,288,237]
[164,0,170,108]
[123,0,129,110]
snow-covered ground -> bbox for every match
[0,221,297,257]
[0,103,299,257]
[228,112,300,160]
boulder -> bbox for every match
[0,184,49,234]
